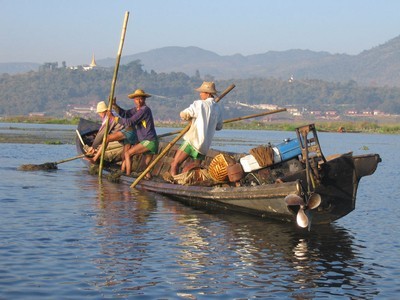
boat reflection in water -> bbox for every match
[79,173,380,298]
[168,207,380,298]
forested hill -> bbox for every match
[1,60,400,118]
[98,35,400,87]
[2,35,400,87]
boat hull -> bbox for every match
[76,118,381,226]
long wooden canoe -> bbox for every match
[76,118,381,228]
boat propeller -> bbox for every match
[285,193,321,229]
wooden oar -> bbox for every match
[19,154,85,171]
[130,84,236,188]
[223,108,287,124]
[98,11,130,180]
[157,128,185,138]
[76,129,85,146]
[157,108,288,138]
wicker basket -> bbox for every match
[208,153,235,182]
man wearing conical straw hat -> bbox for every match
[170,81,223,176]
[112,89,158,177]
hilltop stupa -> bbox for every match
[89,53,97,68]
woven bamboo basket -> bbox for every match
[208,153,235,182]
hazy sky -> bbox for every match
[1,0,399,66]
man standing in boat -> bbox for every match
[170,81,223,176]
[112,89,158,177]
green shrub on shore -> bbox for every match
[223,120,400,134]
[0,116,80,125]
[2,116,400,134]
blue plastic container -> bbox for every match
[273,138,302,163]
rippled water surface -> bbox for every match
[0,125,399,299]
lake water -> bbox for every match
[0,124,399,299]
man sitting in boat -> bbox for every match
[85,101,138,164]
[111,89,158,178]
[169,81,223,176]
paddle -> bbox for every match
[130,84,236,188]
[76,129,85,146]
[157,108,288,138]
[19,154,86,171]
[98,11,130,180]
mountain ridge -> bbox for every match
[1,35,400,86]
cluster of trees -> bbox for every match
[1,60,400,119]
[230,77,400,113]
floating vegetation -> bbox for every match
[88,164,99,175]
[87,164,122,183]
[360,145,370,150]
[107,170,123,183]
[18,162,57,171]
[45,140,63,145]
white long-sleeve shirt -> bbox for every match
[181,98,223,154]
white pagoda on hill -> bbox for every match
[82,53,97,71]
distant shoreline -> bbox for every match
[0,127,76,144]
[1,117,399,145]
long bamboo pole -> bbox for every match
[157,108,287,138]
[223,108,287,124]
[130,84,236,188]
[98,11,130,180]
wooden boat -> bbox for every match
[76,118,381,229]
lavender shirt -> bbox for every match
[117,105,157,142]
